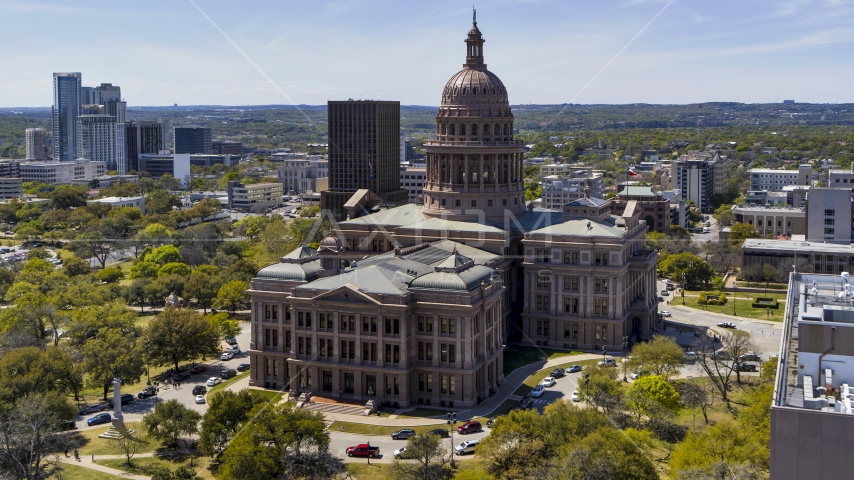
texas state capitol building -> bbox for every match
[247,18,659,409]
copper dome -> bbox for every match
[441,69,509,107]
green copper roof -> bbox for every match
[255,260,321,281]
[409,265,494,292]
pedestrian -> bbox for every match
[64,449,69,458]
[73,449,79,461]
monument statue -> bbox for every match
[98,365,135,439]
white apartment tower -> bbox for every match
[52,72,82,162]
[77,115,127,174]
[25,128,46,161]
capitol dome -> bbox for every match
[441,69,509,107]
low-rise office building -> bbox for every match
[741,238,854,279]
[20,159,106,185]
[400,166,426,203]
[139,154,191,187]
[733,205,806,237]
[805,188,854,243]
[540,170,604,210]
[276,158,328,194]
[227,181,283,213]
[87,195,145,213]
[0,178,22,199]
[749,165,813,191]
[189,154,238,167]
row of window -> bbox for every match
[535,295,610,315]
[417,342,457,362]
[535,275,609,293]
[418,373,456,394]
[533,250,612,266]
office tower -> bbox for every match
[321,100,408,219]
[125,121,165,172]
[25,128,46,161]
[52,72,82,162]
[83,83,126,123]
[77,115,126,174]
[174,126,212,154]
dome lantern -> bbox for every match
[465,7,486,69]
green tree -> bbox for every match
[728,222,760,247]
[627,335,685,379]
[146,190,182,215]
[206,312,241,342]
[50,185,88,209]
[0,347,81,410]
[143,308,220,372]
[72,230,115,269]
[214,280,248,315]
[129,260,160,279]
[670,420,768,476]
[146,245,183,265]
[625,374,680,427]
[97,266,125,283]
[659,252,715,288]
[158,262,191,277]
[389,433,449,480]
[142,399,202,447]
[83,326,146,400]
[198,390,266,456]
[218,403,339,480]
[477,409,548,478]
[61,256,91,277]
[713,204,734,227]
[125,278,152,312]
[258,219,289,259]
[550,426,659,480]
[184,273,223,314]
[151,466,203,480]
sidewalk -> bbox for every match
[669,304,782,327]
[59,455,150,479]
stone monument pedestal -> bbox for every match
[98,376,135,439]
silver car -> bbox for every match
[454,440,479,455]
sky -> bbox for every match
[1,0,853,108]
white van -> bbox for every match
[702,227,710,234]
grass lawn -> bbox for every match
[328,422,444,437]
[678,292,787,322]
[396,408,450,419]
[346,458,485,479]
[503,345,582,376]
[205,371,250,398]
[513,359,601,397]
[77,425,160,456]
[99,455,215,480]
[54,463,124,479]
[134,312,157,328]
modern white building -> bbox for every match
[539,169,604,210]
[400,165,426,202]
[227,181,283,213]
[828,165,854,190]
[87,195,145,213]
[25,128,46,161]
[674,152,727,213]
[805,188,854,243]
[749,165,813,191]
[82,83,126,123]
[20,159,107,185]
[77,115,126,173]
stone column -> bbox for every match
[113,376,122,419]
[478,155,484,192]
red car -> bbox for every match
[190,365,207,374]
[457,421,482,434]
[346,443,380,457]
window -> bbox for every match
[564,251,579,265]
[595,252,608,266]
[536,320,549,336]
[385,318,400,336]
[564,297,578,314]
[362,316,377,334]
[595,278,608,293]
[471,200,477,207]
[455,199,461,207]
[449,376,455,394]
[264,305,278,321]
[564,323,579,339]
[305,312,311,329]
[537,295,550,311]
[386,375,400,395]
[285,330,291,348]
[826,209,836,217]
[441,317,456,335]
[595,299,608,315]
[487,200,493,207]
[340,340,354,359]
[535,249,550,263]
[362,342,377,361]
[503,199,507,206]
[537,274,551,288]
[298,312,304,328]
[385,344,400,363]
[563,277,579,292]
[825,218,835,225]
[285,306,291,322]
[265,358,271,375]
[595,325,608,341]
[442,375,448,394]
[825,228,835,234]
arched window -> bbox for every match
[502,163,508,184]
[471,124,478,136]
[504,124,509,136]
[483,163,491,183]
[440,123,446,136]
[460,124,466,136]
[458,164,466,184]
[471,164,479,184]
[483,124,489,135]
[441,163,447,183]
[472,87,477,96]
[494,124,500,137]
[449,124,456,136]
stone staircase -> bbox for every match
[301,402,365,416]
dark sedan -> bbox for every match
[237,363,250,372]
[429,429,450,438]
[109,394,134,408]
[87,413,111,426]
[79,404,105,416]
[550,368,565,378]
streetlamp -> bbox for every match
[584,373,590,409]
[447,412,457,468]
[602,345,608,364]
[681,273,686,305]
[733,282,738,316]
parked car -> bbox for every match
[225,337,238,345]
[540,376,556,388]
[660,311,672,317]
[550,368,565,378]
[717,322,736,328]
[734,362,757,372]
[393,446,413,458]
[517,396,534,410]
[391,429,416,440]
[221,369,237,379]
[59,420,77,431]
[174,372,190,382]
[79,404,105,416]
[457,421,482,434]
[630,371,641,380]
[192,385,207,395]
[530,385,545,398]
[221,351,234,361]
[190,365,207,374]
[660,290,669,296]
[486,415,504,428]
[566,365,583,374]
[598,358,617,367]
[195,395,206,404]
[109,394,134,408]
[429,429,450,438]
[206,377,222,387]
[666,283,675,291]
[87,413,111,426]
[684,351,698,363]
[346,443,380,458]
[237,363,250,372]
[571,391,581,402]
[231,344,240,354]
[740,353,761,362]
[658,296,665,302]
[137,386,158,399]
[454,440,479,455]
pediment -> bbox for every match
[311,283,380,305]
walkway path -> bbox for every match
[59,454,151,479]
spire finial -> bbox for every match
[473,6,476,24]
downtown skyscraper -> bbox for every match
[52,72,82,162]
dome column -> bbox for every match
[478,155,484,192]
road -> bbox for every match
[690,215,719,245]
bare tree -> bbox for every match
[692,334,736,408]
[722,333,759,385]
[389,434,450,480]
[674,380,717,425]
[110,422,146,466]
